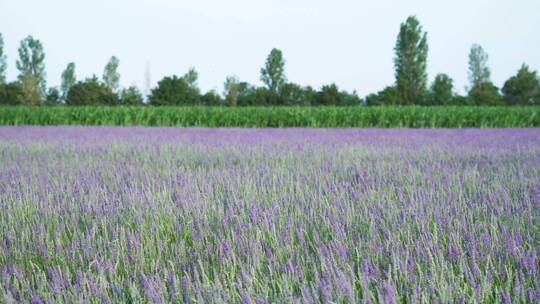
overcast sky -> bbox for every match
[1,0,539,96]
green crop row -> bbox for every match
[0,106,539,127]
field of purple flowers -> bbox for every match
[1,127,539,303]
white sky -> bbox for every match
[1,0,539,96]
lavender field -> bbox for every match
[1,127,539,303]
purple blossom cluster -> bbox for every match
[0,126,539,303]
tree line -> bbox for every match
[1,16,539,106]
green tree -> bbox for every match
[201,90,222,106]
[19,74,43,105]
[149,75,200,105]
[66,76,118,106]
[317,84,341,105]
[0,33,6,84]
[45,87,61,105]
[315,84,360,106]
[468,82,501,105]
[468,44,491,89]
[60,62,76,101]
[261,48,286,93]
[103,56,120,92]
[449,94,472,106]
[0,82,24,105]
[238,87,275,106]
[502,64,540,105]
[280,83,313,106]
[394,16,429,105]
[365,86,398,106]
[119,86,144,105]
[224,75,240,106]
[234,82,255,106]
[182,68,198,88]
[467,44,501,105]
[428,74,454,105]
[341,90,362,106]
[16,35,46,101]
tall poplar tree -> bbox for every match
[103,56,120,92]
[60,62,76,100]
[467,44,501,105]
[16,35,46,100]
[468,44,491,88]
[394,16,429,104]
[0,33,6,84]
[261,48,286,93]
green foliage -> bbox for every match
[1,32,538,108]
[201,90,223,106]
[19,74,43,105]
[502,64,540,105]
[16,35,46,100]
[317,84,341,105]
[66,76,119,106]
[365,86,398,106]
[119,86,144,105]
[45,87,61,104]
[279,83,313,106]
[182,68,199,87]
[0,33,6,84]
[223,81,358,107]
[468,44,491,89]
[468,82,502,105]
[149,75,201,105]
[1,106,538,127]
[449,95,473,106]
[428,74,454,105]
[0,82,24,105]
[60,62,76,100]
[394,16,428,104]
[224,75,240,106]
[316,84,360,106]
[466,45,500,105]
[103,56,120,92]
[237,85,268,106]
[261,48,286,93]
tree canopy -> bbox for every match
[0,23,538,107]
[502,64,540,105]
[66,76,118,106]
